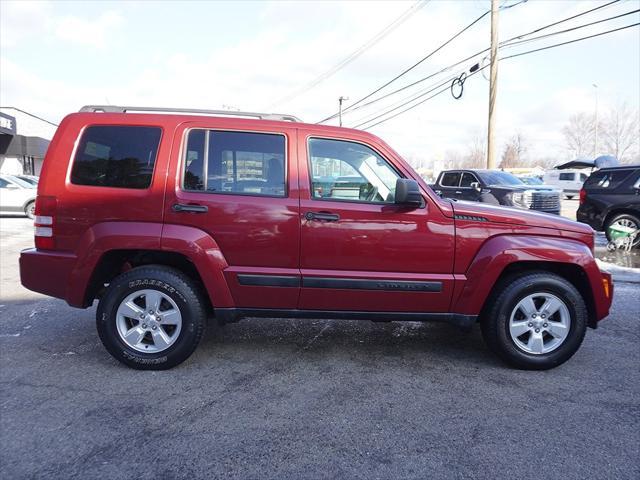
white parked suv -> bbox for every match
[0,174,37,218]
[542,169,589,199]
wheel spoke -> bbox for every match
[547,321,568,339]
[157,309,180,325]
[123,326,145,346]
[527,332,545,354]
[510,321,530,337]
[519,296,537,317]
[144,291,162,312]
[118,300,144,319]
[540,297,562,317]
[152,329,171,349]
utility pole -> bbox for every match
[593,83,598,157]
[486,0,499,169]
[338,96,349,127]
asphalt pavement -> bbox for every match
[1,215,639,480]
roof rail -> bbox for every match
[79,105,302,123]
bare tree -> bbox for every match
[601,102,640,164]
[563,113,594,158]
[499,133,527,168]
[459,133,486,169]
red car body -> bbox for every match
[20,112,612,328]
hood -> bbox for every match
[451,200,592,234]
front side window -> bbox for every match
[71,125,161,189]
[308,138,400,203]
[183,130,286,197]
[460,172,478,188]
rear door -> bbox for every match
[436,171,462,200]
[297,132,455,313]
[164,120,300,309]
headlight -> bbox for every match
[508,190,533,209]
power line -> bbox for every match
[356,22,639,131]
[500,6,638,50]
[318,0,622,124]
[0,106,59,126]
[318,9,494,123]
[267,0,429,109]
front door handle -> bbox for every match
[172,203,208,213]
[305,211,340,222]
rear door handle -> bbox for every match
[305,211,340,222]
[455,191,462,194]
[172,203,208,213]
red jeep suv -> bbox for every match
[20,106,613,370]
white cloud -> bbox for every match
[53,11,124,49]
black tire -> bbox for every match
[604,213,640,248]
[97,265,206,370]
[481,272,587,370]
[24,201,35,219]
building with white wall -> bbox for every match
[0,108,56,176]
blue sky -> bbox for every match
[1,0,639,165]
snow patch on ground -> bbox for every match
[596,259,640,283]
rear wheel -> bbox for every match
[24,201,35,219]
[97,265,206,370]
[481,272,587,370]
[605,213,640,248]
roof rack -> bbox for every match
[79,105,302,123]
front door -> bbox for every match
[298,134,455,313]
[164,121,300,309]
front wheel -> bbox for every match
[97,265,206,370]
[481,272,587,370]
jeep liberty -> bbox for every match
[19,106,613,370]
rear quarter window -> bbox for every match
[558,172,575,181]
[584,169,637,190]
[70,125,162,189]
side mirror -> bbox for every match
[395,178,423,207]
[470,182,481,192]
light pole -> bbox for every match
[486,0,499,169]
[593,84,598,158]
[338,96,349,127]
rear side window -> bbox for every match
[440,172,461,187]
[71,126,161,189]
[585,169,637,190]
[183,130,286,197]
[559,172,575,181]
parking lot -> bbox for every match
[1,213,639,479]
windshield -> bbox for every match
[478,171,524,186]
[7,175,36,189]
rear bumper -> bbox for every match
[19,248,83,307]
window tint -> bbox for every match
[585,169,637,190]
[460,172,478,188]
[71,126,161,189]
[559,172,575,181]
[0,178,9,188]
[183,130,286,197]
[580,173,588,182]
[309,138,400,203]
[440,172,461,187]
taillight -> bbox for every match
[579,188,586,205]
[34,195,57,250]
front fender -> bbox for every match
[452,235,609,320]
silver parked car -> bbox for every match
[0,174,37,218]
